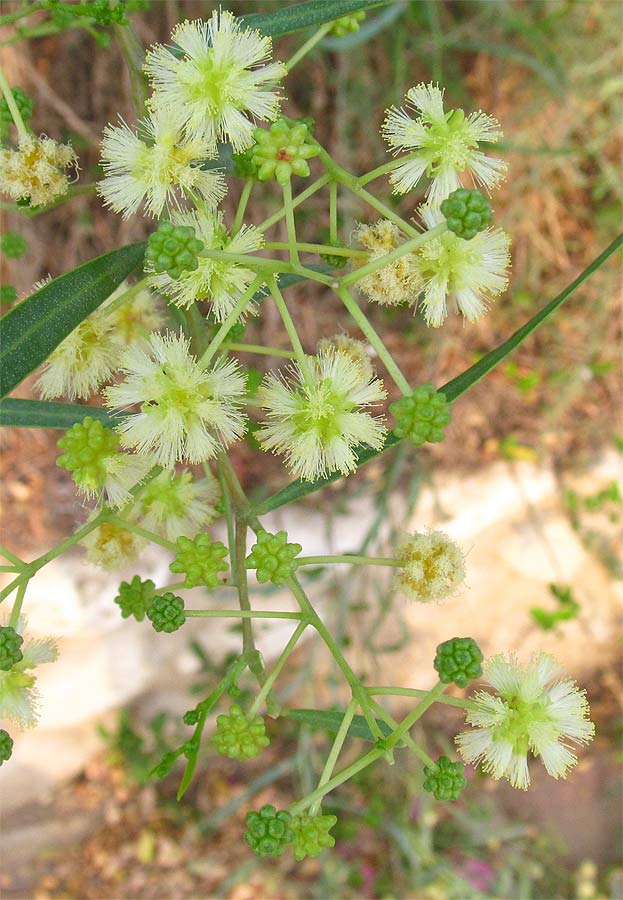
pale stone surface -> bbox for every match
[1,451,620,812]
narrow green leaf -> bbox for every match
[0,398,118,429]
[285,708,393,742]
[0,242,146,399]
[241,0,389,37]
[255,234,623,515]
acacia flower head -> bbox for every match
[354,219,421,307]
[97,109,226,219]
[0,622,58,728]
[316,334,374,383]
[257,349,387,482]
[148,210,263,320]
[81,517,146,571]
[394,529,465,603]
[104,331,247,468]
[382,83,507,207]
[103,281,165,345]
[414,206,511,327]
[0,134,77,207]
[35,310,119,401]
[456,653,595,790]
[144,11,286,152]
[131,468,221,541]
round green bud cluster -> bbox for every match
[319,239,348,269]
[169,533,229,588]
[330,11,366,37]
[57,417,119,491]
[1,232,28,259]
[245,530,302,585]
[0,285,17,306]
[390,383,451,446]
[0,729,14,765]
[145,221,205,280]
[0,87,34,139]
[440,188,492,241]
[183,709,199,726]
[232,147,257,179]
[434,637,483,688]
[213,703,270,760]
[114,575,156,621]
[422,755,467,801]
[0,626,23,671]
[146,592,186,633]
[290,813,338,861]
[245,805,294,857]
[251,119,319,185]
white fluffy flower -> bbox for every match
[0,624,58,728]
[35,313,119,401]
[414,206,511,327]
[80,516,146,571]
[104,331,247,468]
[131,468,220,541]
[144,11,286,152]
[97,109,226,219]
[456,653,595,790]
[0,135,77,207]
[394,530,465,603]
[257,349,387,481]
[382,83,507,207]
[148,210,263,319]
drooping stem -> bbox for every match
[309,697,358,816]
[335,284,412,395]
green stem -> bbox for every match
[0,566,20,573]
[386,682,446,749]
[267,274,314,384]
[113,21,148,118]
[199,276,264,367]
[256,173,331,233]
[27,509,109,574]
[368,697,436,768]
[0,1,44,26]
[340,222,447,289]
[285,21,332,72]
[281,179,300,266]
[315,144,419,237]
[0,63,29,140]
[182,303,209,357]
[0,183,97,217]
[297,554,402,568]
[223,342,296,359]
[0,576,21,604]
[290,747,383,814]
[329,179,338,242]
[198,249,282,270]
[232,178,254,236]
[335,284,411,395]
[185,609,304,620]
[357,157,407,186]
[367,685,476,711]
[0,544,26,569]
[8,578,28,628]
[101,275,152,317]
[217,460,238,585]
[309,697,358,816]
[248,620,308,717]
[108,516,178,552]
[264,241,366,258]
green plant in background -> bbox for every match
[0,0,619,870]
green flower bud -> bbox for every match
[245,805,294,857]
[290,813,338,860]
[0,626,24,671]
[422,755,467,801]
[114,575,156,622]
[330,11,366,37]
[213,703,270,760]
[57,417,119,491]
[434,637,483,688]
[319,238,349,269]
[0,729,13,765]
[245,530,302,585]
[146,592,186,633]
[145,221,205,280]
[1,231,28,258]
[390,383,451,446]
[169,533,229,588]
[440,188,493,240]
[251,118,319,185]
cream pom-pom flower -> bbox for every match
[0,134,77,207]
[144,11,286,152]
[394,530,465,603]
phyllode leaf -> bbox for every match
[241,0,388,37]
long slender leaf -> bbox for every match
[255,234,623,515]
[285,708,393,742]
[0,398,118,429]
[0,242,146,399]
[241,0,389,37]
